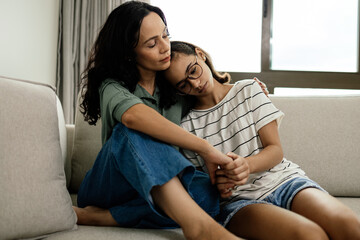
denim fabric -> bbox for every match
[216,177,327,227]
[77,123,219,228]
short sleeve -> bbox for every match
[100,79,143,122]
[248,80,284,132]
[99,79,144,143]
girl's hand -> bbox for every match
[254,77,269,97]
[215,174,235,199]
[218,152,250,186]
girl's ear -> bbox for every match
[195,48,206,61]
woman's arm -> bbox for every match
[122,103,203,151]
[122,103,232,183]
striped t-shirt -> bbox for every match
[180,79,306,201]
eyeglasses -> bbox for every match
[175,55,203,95]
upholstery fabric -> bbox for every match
[65,125,75,188]
[0,77,77,239]
[271,95,360,196]
[57,97,67,166]
[69,94,102,193]
[46,226,185,240]
[56,93,360,240]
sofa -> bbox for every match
[1,76,359,239]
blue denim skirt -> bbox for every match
[216,177,327,227]
[77,123,219,228]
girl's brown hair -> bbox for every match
[169,41,231,84]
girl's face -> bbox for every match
[134,12,171,73]
[164,52,214,96]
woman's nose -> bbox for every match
[160,37,170,53]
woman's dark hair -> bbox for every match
[80,1,167,125]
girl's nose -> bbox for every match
[189,78,201,89]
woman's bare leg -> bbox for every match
[226,203,329,240]
[73,206,119,226]
[151,177,242,240]
[291,188,360,240]
[74,176,242,240]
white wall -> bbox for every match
[0,0,59,86]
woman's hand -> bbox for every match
[198,144,233,185]
[254,77,269,97]
[215,152,250,198]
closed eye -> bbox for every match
[176,81,187,89]
[163,27,170,39]
[147,40,156,48]
[190,66,197,75]
[162,32,170,39]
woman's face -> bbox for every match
[164,53,214,96]
[134,12,171,73]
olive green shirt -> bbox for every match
[99,78,189,145]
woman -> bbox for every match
[162,41,360,240]
[75,2,242,240]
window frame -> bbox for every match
[229,0,360,93]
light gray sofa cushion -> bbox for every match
[271,95,360,196]
[0,77,77,239]
[69,94,102,193]
[46,226,185,240]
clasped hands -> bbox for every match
[215,152,250,199]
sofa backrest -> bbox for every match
[68,94,102,193]
[271,95,360,197]
[68,93,360,197]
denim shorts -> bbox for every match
[216,177,327,227]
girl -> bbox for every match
[163,41,360,240]
[75,2,243,240]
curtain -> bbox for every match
[56,0,130,124]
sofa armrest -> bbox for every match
[65,124,75,189]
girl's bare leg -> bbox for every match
[291,188,360,240]
[74,176,242,240]
[226,203,328,240]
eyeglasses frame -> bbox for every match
[175,55,203,95]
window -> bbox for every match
[271,0,358,73]
[151,0,263,72]
[151,0,360,93]
[274,87,360,96]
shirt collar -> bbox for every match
[134,84,160,102]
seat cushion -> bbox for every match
[0,76,77,239]
[45,225,185,240]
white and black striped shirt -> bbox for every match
[180,79,306,201]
